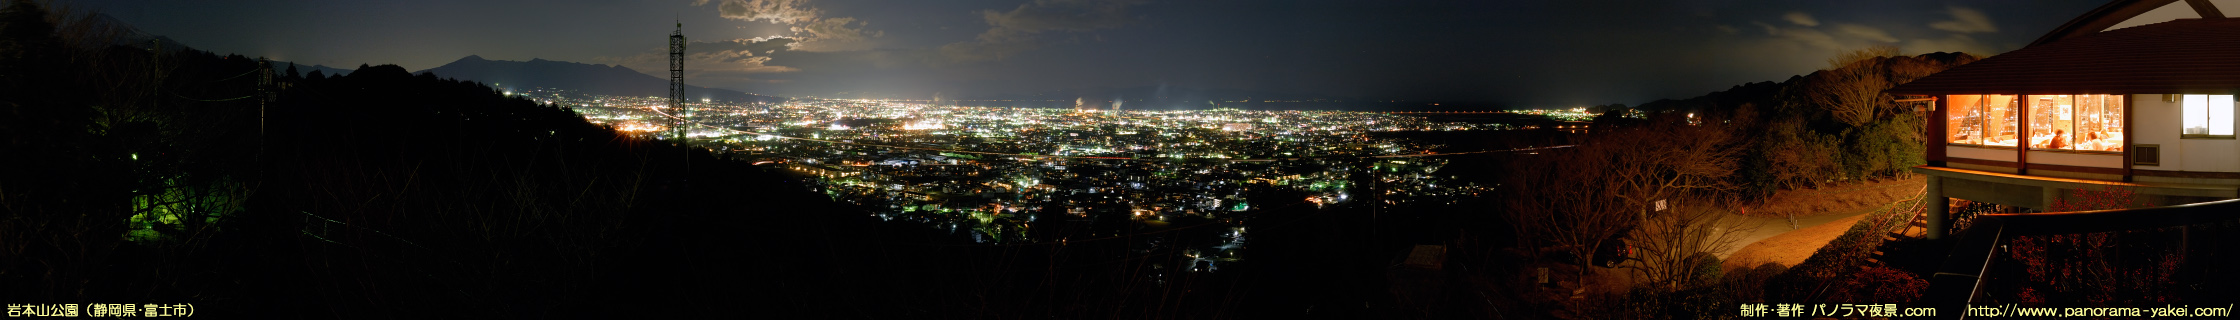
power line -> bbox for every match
[214,65,261,82]
[172,93,259,102]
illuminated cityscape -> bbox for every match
[516,87,1524,262]
[27,0,2219,318]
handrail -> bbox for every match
[1922,197,2240,319]
[1982,198,2240,236]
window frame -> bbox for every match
[2034,94,2124,154]
[1945,94,1985,146]
[2181,94,2236,140]
[1945,94,2124,153]
[2077,94,2125,153]
[2026,94,2078,151]
[1945,94,2024,148]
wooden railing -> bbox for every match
[1921,198,2240,319]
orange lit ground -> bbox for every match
[1740,176,1925,221]
[1723,176,1925,271]
[1723,213,1868,271]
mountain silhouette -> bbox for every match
[417,55,782,104]
[82,12,352,78]
[255,59,354,77]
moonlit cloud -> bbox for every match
[598,38,803,81]
[711,0,820,24]
[1713,3,2025,91]
[1930,6,1998,33]
[1750,8,1999,57]
[1782,11,1820,26]
[1837,24,1899,43]
[698,0,881,53]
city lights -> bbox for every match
[511,86,1510,250]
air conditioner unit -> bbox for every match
[2133,144,2160,166]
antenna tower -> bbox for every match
[669,21,688,140]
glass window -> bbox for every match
[2073,94,2124,151]
[2183,94,2234,138]
[1946,95,1982,145]
[2184,95,2206,134]
[1984,95,2020,147]
[2029,95,2075,150]
[2221,96,2233,136]
[2078,95,2114,151]
[1945,94,2121,150]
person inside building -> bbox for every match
[2051,128,2070,149]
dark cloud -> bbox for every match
[789,17,882,52]
[940,0,1148,63]
[981,0,1145,32]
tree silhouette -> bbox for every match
[1627,194,1758,291]
[1505,111,1746,285]
[1800,46,1899,127]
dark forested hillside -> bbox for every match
[251,63,873,317]
[0,1,861,316]
[0,2,1308,317]
[1619,50,1981,199]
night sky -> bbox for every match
[69,0,2108,108]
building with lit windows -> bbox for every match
[1892,0,2240,238]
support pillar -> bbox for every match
[1927,175,1947,240]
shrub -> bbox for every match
[1690,252,1724,286]
[1838,265,1929,302]
[1723,262,1786,303]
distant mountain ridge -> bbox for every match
[79,12,347,78]
[100,12,770,103]
[264,61,354,77]
[416,56,783,104]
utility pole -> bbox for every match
[258,57,274,138]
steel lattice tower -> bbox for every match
[669,22,687,140]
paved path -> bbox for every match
[1714,209,1869,260]
[1715,179,1926,261]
